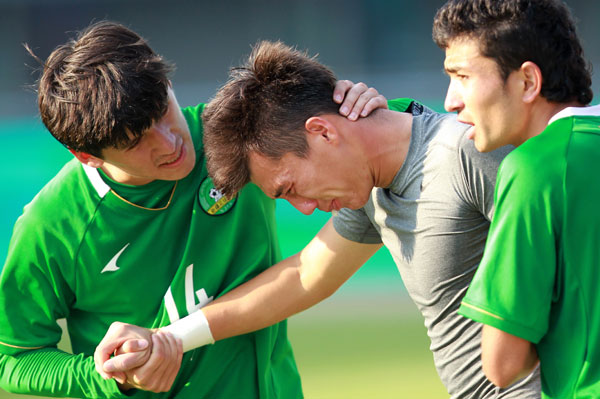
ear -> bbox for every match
[305,116,338,144]
[69,149,104,168]
[519,61,542,104]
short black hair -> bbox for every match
[433,0,593,104]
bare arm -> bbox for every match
[97,219,380,376]
[203,219,381,340]
[481,324,539,388]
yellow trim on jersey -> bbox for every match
[0,340,45,350]
[461,302,505,321]
[110,181,178,211]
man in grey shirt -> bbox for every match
[332,102,514,397]
[95,41,540,398]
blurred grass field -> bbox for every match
[289,299,448,398]
[0,310,447,399]
[0,119,448,398]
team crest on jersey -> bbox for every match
[198,176,236,215]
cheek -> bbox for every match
[180,120,192,138]
[464,87,479,109]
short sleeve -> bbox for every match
[332,207,382,244]
[458,150,561,344]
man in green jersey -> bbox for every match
[0,21,383,398]
[432,0,599,397]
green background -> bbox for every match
[0,119,447,398]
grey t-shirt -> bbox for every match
[333,105,540,398]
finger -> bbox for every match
[338,82,368,117]
[94,321,145,379]
[94,338,126,379]
[345,87,381,120]
[332,80,353,104]
[119,338,149,354]
[94,348,114,379]
[356,95,388,118]
[104,350,150,373]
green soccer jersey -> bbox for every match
[0,104,302,398]
[459,105,600,398]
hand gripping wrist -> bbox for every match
[161,309,215,352]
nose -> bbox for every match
[287,196,318,215]
[444,79,463,113]
[148,123,177,153]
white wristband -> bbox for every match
[161,309,215,352]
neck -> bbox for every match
[101,164,153,186]
[516,100,582,146]
[355,109,413,188]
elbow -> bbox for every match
[480,325,538,388]
[481,347,538,389]
[314,280,340,301]
[298,277,333,307]
[483,363,519,389]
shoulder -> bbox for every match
[420,111,471,148]
[416,110,512,173]
[19,160,100,234]
[492,141,564,216]
[414,111,474,165]
[499,126,568,189]
[458,133,513,173]
[404,111,474,179]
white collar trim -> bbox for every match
[82,164,110,198]
[549,104,600,125]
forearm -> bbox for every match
[203,252,336,341]
[161,220,380,351]
[0,349,125,398]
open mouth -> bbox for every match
[330,199,341,212]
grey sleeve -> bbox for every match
[332,207,382,244]
[456,134,513,221]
